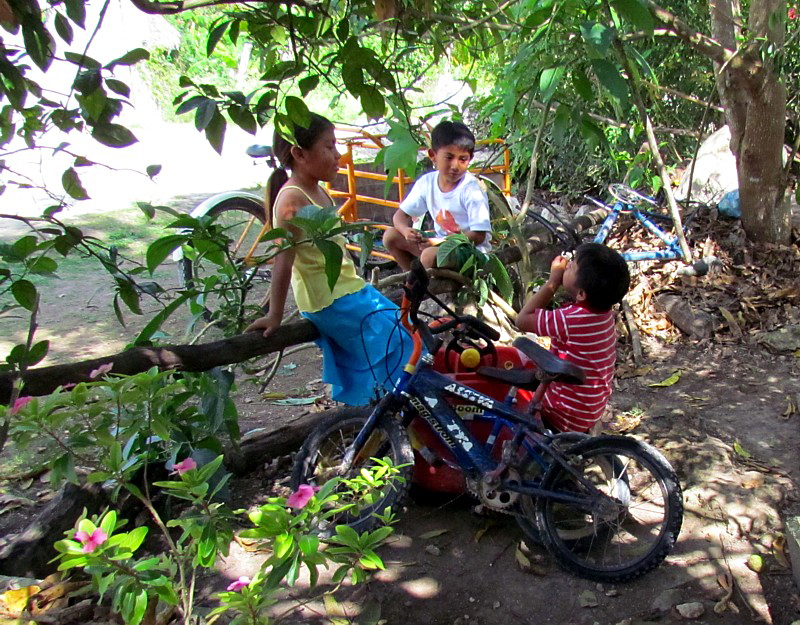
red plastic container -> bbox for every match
[409,345,536,493]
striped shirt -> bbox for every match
[530,303,617,432]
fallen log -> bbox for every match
[1,217,597,404]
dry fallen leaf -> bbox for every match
[0,585,40,617]
[649,370,682,387]
[473,521,494,544]
[773,534,789,568]
[419,529,449,540]
[733,441,752,459]
[514,547,547,575]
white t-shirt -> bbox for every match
[399,171,492,252]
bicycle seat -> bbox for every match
[246,144,273,158]
[511,336,586,385]
[475,365,541,391]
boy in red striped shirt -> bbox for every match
[516,243,630,433]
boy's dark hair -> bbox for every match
[431,120,476,156]
[574,243,630,311]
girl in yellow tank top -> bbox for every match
[245,113,412,405]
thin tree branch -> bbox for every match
[643,0,741,67]
[642,80,724,112]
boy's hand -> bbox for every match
[402,227,430,251]
[549,255,569,287]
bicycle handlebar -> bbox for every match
[404,260,500,355]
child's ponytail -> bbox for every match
[264,166,288,227]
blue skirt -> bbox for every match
[301,285,413,405]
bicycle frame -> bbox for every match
[344,355,606,508]
[593,199,684,262]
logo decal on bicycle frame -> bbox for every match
[454,405,484,419]
[409,396,457,448]
[446,424,473,451]
[444,383,495,409]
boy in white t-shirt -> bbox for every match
[384,120,492,270]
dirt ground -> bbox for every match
[2,199,800,625]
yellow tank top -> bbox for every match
[273,185,365,313]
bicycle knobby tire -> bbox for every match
[291,405,414,535]
[535,435,683,582]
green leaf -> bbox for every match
[62,167,89,200]
[92,123,138,148]
[21,18,54,71]
[315,239,343,291]
[572,69,594,102]
[73,69,102,95]
[733,440,752,458]
[485,255,513,301]
[612,0,654,32]
[64,52,101,69]
[580,117,607,151]
[285,96,310,128]
[205,110,226,155]
[382,134,419,174]
[105,48,150,69]
[54,12,74,44]
[130,589,148,625]
[539,67,565,102]
[11,279,37,311]
[105,78,130,97]
[64,0,86,28]
[133,293,191,345]
[207,21,230,57]
[25,340,49,366]
[591,59,629,108]
[195,99,217,131]
[175,95,208,116]
[299,74,320,97]
[146,164,162,179]
[100,510,117,537]
[299,534,319,556]
[116,278,142,315]
[360,86,385,120]
[146,235,188,273]
[580,21,615,58]
[28,256,58,275]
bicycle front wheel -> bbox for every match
[180,197,270,328]
[291,405,414,535]
[536,436,683,582]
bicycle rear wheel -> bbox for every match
[291,405,414,535]
[180,197,271,329]
[536,436,683,582]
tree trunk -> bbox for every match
[735,0,790,243]
[647,0,791,244]
[736,69,789,241]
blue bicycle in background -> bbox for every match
[525,183,712,276]
[292,261,684,582]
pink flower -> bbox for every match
[75,528,108,553]
[89,363,113,379]
[790,7,798,19]
[286,484,316,509]
[226,576,251,592]
[10,396,33,415]
[171,458,197,475]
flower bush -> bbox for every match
[53,456,402,625]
